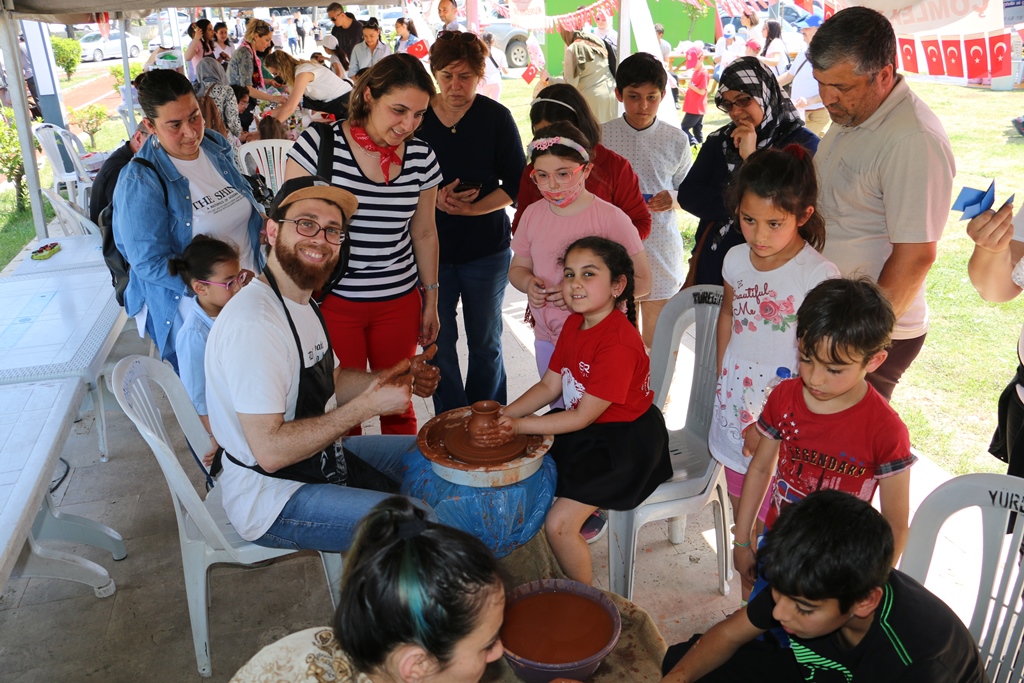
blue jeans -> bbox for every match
[431,249,511,413]
[255,436,435,552]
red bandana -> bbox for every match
[349,125,401,184]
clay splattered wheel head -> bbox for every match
[445,424,528,465]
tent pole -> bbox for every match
[0,10,47,240]
[618,0,631,61]
[118,11,135,135]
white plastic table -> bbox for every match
[0,269,127,461]
[12,234,106,277]
[0,378,125,597]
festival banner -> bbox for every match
[898,35,920,72]
[987,29,1012,77]
[940,35,965,77]
[920,35,944,75]
[963,32,989,78]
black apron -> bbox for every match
[224,268,347,485]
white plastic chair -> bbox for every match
[40,187,100,236]
[237,139,294,196]
[55,127,96,212]
[111,355,343,677]
[900,472,1024,683]
[608,285,733,600]
[33,123,80,202]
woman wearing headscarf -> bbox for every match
[678,56,818,287]
[560,29,617,124]
[194,57,245,142]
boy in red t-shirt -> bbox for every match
[681,46,707,147]
[732,278,915,595]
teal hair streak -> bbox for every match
[397,542,432,643]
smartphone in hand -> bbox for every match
[453,182,482,194]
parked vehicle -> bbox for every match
[145,11,191,26]
[148,29,190,52]
[80,31,143,61]
[480,20,529,67]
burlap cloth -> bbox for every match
[484,531,667,682]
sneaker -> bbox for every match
[581,510,608,544]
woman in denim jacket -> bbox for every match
[113,69,264,367]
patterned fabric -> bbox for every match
[715,57,805,174]
[229,627,370,683]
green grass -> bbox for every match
[0,189,54,268]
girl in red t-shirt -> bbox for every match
[478,237,671,584]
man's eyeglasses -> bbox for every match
[195,269,254,292]
[717,93,755,113]
[530,164,586,187]
[279,218,347,245]
[438,31,478,42]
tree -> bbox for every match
[110,63,145,91]
[68,105,108,150]
[684,3,709,39]
[0,109,28,212]
[50,37,81,81]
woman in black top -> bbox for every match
[418,32,526,414]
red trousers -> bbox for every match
[320,289,422,435]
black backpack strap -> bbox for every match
[312,121,335,179]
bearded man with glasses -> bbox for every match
[204,176,440,553]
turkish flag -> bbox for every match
[521,64,538,84]
[921,36,942,75]
[407,40,428,59]
[963,33,989,79]
[898,36,919,73]
[940,36,965,78]
[921,36,944,76]
[823,1,835,19]
[988,29,1012,78]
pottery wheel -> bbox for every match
[445,423,528,466]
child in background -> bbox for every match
[168,235,253,468]
[745,39,762,57]
[710,145,838,601]
[480,237,671,584]
[680,45,708,147]
[509,121,652,382]
[603,52,692,348]
[733,277,915,596]
[662,491,985,683]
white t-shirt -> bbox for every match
[205,279,339,541]
[764,37,787,75]
[482,47,508,86]
[602,117,693,299]
[784,49,822,111]
[168,149,254,271]
[295,62,353,102]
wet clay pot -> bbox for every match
[445,400,527,466]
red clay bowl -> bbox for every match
[501,579,621,683]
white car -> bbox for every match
[80,31,142,61]
[148,30,191,53]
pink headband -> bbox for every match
[527,136,591,162]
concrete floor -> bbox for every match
[0,244,980,682]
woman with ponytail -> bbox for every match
[230,497,504,683]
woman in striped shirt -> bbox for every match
[285,54,442,435]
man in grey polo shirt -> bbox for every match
[808,7,955,401]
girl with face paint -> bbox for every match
[509,121,652,385]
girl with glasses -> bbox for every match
[168,234,253,469]
[678,56,819,288]
[509,121,651,385]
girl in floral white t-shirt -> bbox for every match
[709,145,837,565]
